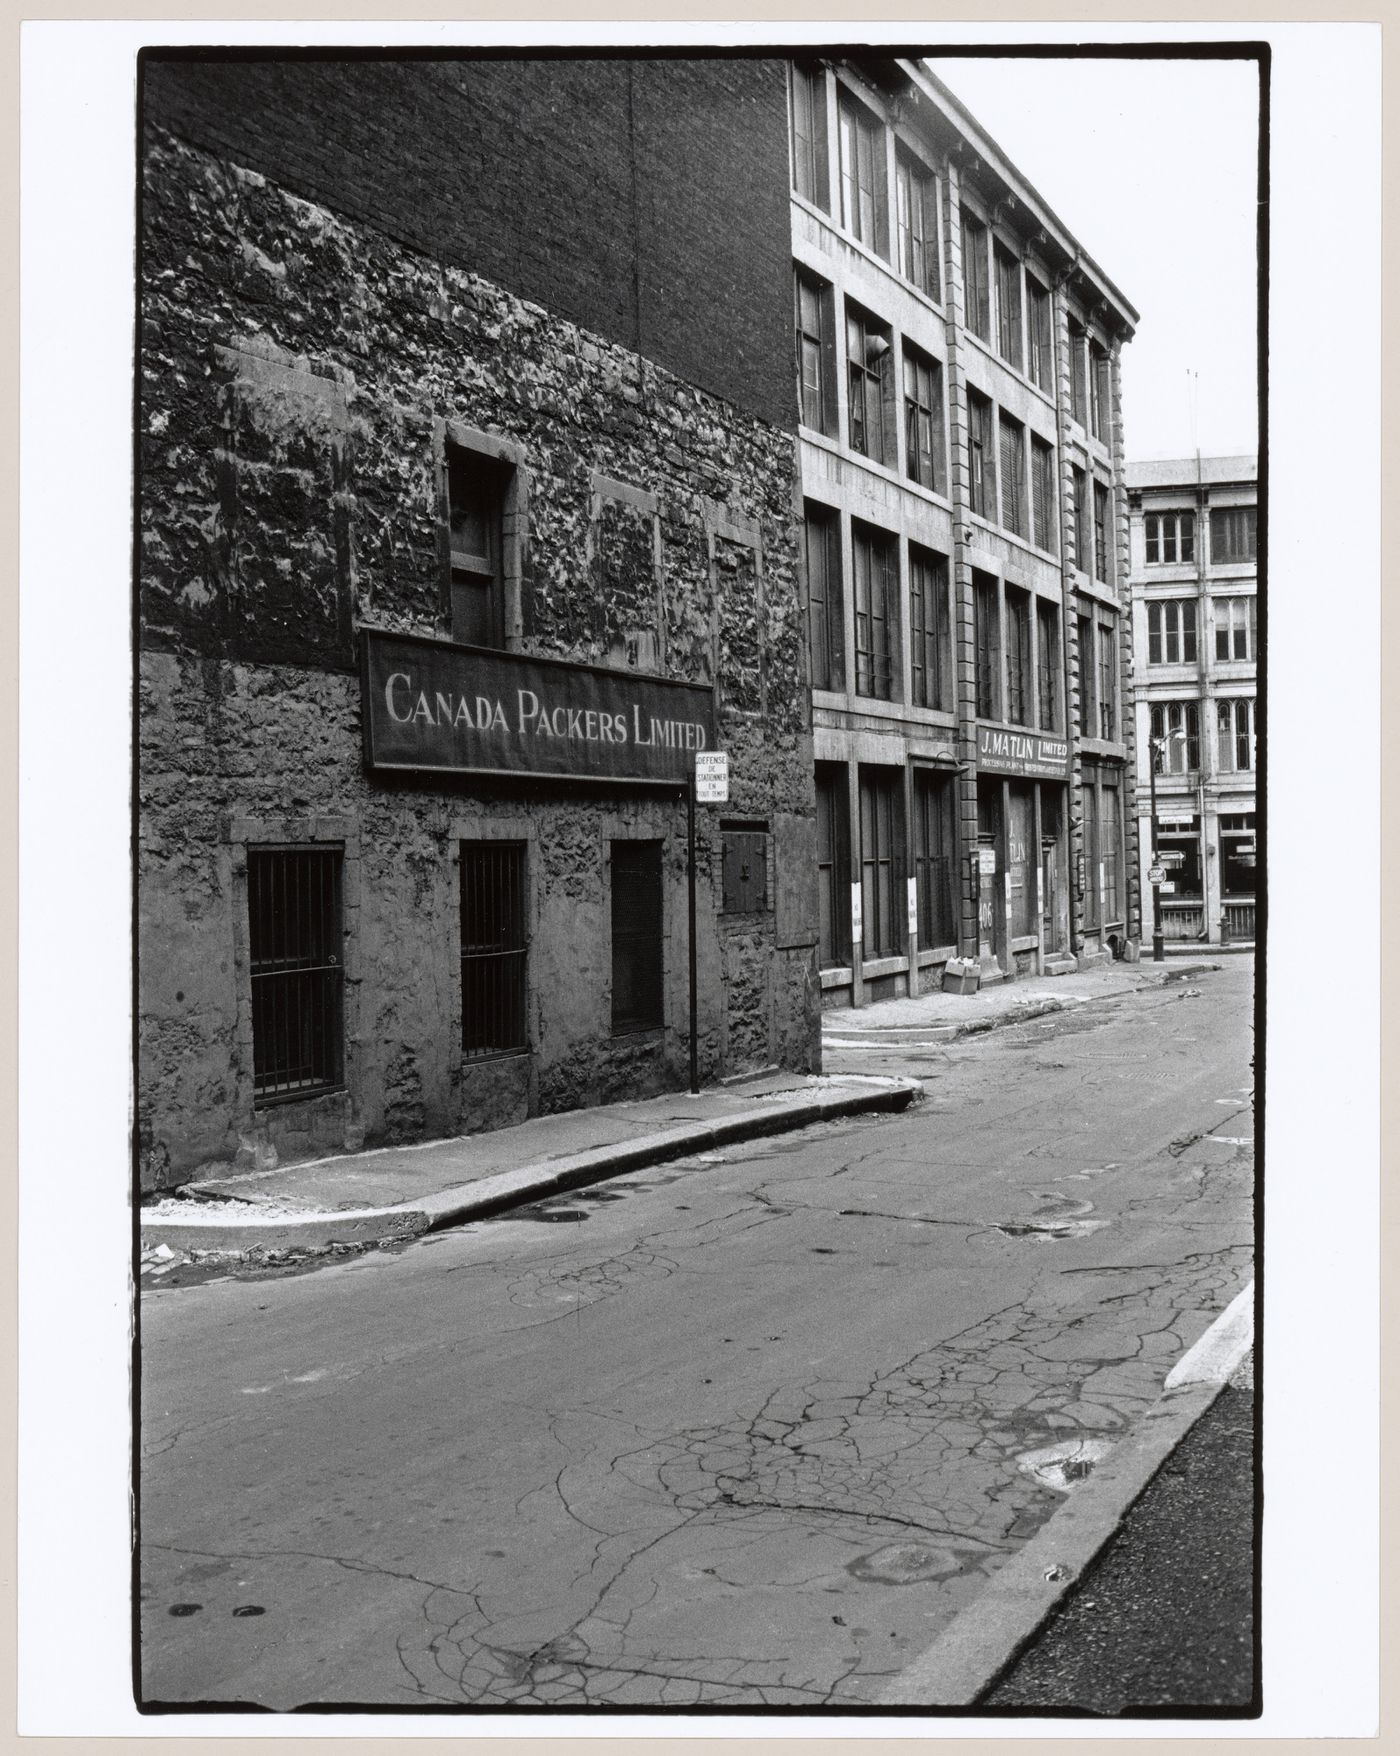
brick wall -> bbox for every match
[140,53,796,431]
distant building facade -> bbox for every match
[788,56,1142,1005]
[1126,454,1258,947]
[137,56,820,1191]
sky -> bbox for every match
[926,55,1260,463]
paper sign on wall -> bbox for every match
[850,883,863,948]
[907,877,918,938]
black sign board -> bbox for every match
[361,630,716,785]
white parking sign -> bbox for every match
[695,751,729,802]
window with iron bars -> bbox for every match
[852,521,898,701]
[914,771,958,949]
[248,846,344,1101]
[460,841,528,1058]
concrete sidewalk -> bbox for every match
[139,1070,922,1265]
[823,956,1225,1046]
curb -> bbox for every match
[875,1281,1255,1708]
[141,1077,923,1259]
[824,962,1224,1049]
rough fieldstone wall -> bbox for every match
[137,128,818,1189]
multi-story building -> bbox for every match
[136,55,821,1190]
[788,57,1142,1006]
[1126,454,1258,948]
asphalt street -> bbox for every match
[139,958,1254,1710]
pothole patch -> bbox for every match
[996,1218,1109,1241]
[1016,1437,1115,1492]
[847,1541,970,1585]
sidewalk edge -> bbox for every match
[140,1077,923,1256]
[875,1280,1255,1708]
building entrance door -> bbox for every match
[976,782,1001,968]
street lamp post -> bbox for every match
[1147,728,1187,964]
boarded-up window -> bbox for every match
[611,842,664,1034]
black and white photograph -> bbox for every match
[14,18,1381,1739]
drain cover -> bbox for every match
[847,1541,966,1585]
[1016,1438,1115,1492]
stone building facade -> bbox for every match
[137,56,819,1191]
[788,58,1142,1003]
[1126,454,1258,948]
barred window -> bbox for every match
[999,411,1026,538]
[852,521,898,701]
[461,842,528,1058]
[1214,595,1257,662]
[961,211,990,341]
[909,543,951,712]
[248,847,344,1101]
[903,344,945,493]
[804,502,844,691]
[914,771,958,949]
[1210,505,1257,564]
[1145,509,1195,565]
[1148,598,1198,665]
[789,61,829,210]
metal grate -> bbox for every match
[461,842,528,1058]
[248,847,344,1102]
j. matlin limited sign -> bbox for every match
[361,630,716,785]
[976,724,1071,782]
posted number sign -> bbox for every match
[695,751,729,802]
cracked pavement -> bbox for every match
[139,959,1254,1710]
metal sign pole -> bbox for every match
[687,771,699,1094]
